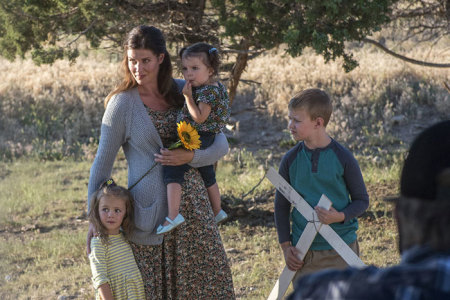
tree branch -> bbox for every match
[444,82,450,93]
[0,3,79,21]
[47,7,79,19]
[65,20,96,47]
[391,4,441,19]
[241,169,267,199]
[362,38,450,68]
[222,49,264,55]
[220,78,262,86]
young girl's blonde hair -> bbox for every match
[88,179,135,245]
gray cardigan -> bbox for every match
[87,86,229,245]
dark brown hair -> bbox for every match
[88,181,135,245]
[105,25,183,108]
[288,88,333,126]
[179,42,221,77]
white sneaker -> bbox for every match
[156,214,185,234]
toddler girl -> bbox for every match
[157,42,230,234]
[88,179,145,299]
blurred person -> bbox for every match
[86,25,235,299]
[288,120,450,300]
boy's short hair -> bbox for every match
[288,89,332,126]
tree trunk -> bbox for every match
[184,0,207,43]
[227,38,250,105]
[187,0,206,29]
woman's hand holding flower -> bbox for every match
[154,148,194,166]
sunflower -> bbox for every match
[168,121,201,150]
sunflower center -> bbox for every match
[181,131,191,143]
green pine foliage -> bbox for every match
[1,0,398,71]
[212,0,397,71]
[0,0,128,64]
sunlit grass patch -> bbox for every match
[358,216,399,267]
[0,160,90,228]
[0,159,92,299]
[221,221,284,299]
[0,217,91,299]
[218,148,274,197]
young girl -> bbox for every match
[157,42,230,234]
[88,179,145,299]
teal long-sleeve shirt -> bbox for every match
[274,139,369,250]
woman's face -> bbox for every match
[127,49,164,86]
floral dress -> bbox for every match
[130,107,235,300]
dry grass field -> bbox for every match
[0,35,449,299]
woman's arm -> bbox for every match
[86,95,128,253]
[87,94,128,211]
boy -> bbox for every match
[274,88,369,281]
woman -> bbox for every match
[87,25,235,299]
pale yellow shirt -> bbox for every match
[89,233,145,300]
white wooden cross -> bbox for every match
[266,167,366,300]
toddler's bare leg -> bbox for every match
[164,182,182,225]
[207,183,221,216]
